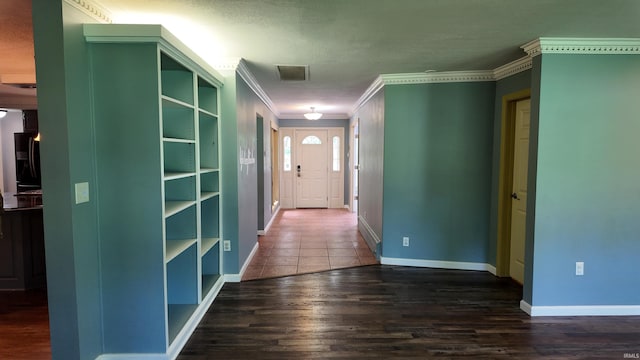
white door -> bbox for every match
[295,129,328,208]
[509,99,531,284]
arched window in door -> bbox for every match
[301,135,322,145]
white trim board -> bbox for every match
[522,38,640,57]
[520,300,640,317]
[381,257,493,272]
[64,0,112,23]
[224,241,259,282]
[258,205,280,236]
[96,355,167,360]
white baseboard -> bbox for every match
[521,300,640,316]
[520,300,533,315]
[96,277,225,360]
[487,264,497,276]
[224,241,259,282]
[167,275,223,359]
[380,257,493,272]
[357,216,381,254]
[258,205,280,236]
[96,355,167,360]
[343,204,350,211]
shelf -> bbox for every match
[165,200,196,218]
[162,95,194,110]
[161,53,194,105]
[162,137,196,144]
[164,172,196,181]
[166,239,197,263]
[200,168,219,174]
[167,304,198,345]
[202,274,221,297]
[197,76,218,115]
[200,191,219,201]
[201,237,219,255]
[162,98,195,141]
[198,108,217,118]
[163,142,196,174]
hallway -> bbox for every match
[242,209,378,280]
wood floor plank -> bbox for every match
[179,265,640,359]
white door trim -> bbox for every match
[278,127,345,209]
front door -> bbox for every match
[295,129,328,208]
[509,99,531,284]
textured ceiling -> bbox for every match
[2,0,640,114]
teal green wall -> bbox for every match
[528,54,640,306]
[487,70,532,266]
[90,43,167,353]
[32,1,103,359]
[221,73,278,274]
[353,90,385,252]
[524,56,542,304]
[234,74,258,272]
[220,73,239,274]
[382,82,495,262]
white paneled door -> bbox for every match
[509,99,531,284]
[295,129,329,208]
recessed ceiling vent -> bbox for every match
[276,65,308,81]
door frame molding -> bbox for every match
[278,127,344,209]
[496,89,531,277]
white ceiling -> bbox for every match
[2,0,640,116]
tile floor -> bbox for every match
[241,208,378,280]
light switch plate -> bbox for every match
[75,182,89,204]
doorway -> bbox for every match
[278,127,344,209]
[496,89,531,282]
[295,129,329,208]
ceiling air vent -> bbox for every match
[276,65,308,81]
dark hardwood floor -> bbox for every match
[180,265,640,359]
[0,289,51,360]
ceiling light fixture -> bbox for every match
[0,110,7,119]
[304,107,322,120]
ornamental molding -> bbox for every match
[63,0,112,23]
[522,38,640,57]
[237,60,279,116]
[493,56,532,80]
[381,71,495,85]
[350,76,384,116]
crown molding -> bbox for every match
[522,38,640,57]
[350,75,384,117]
[493,56,532,80]
[350,71,494,117]
[210,58,242,73]
[233,60,279,117]
[63,0,112,23]
[381,71,495,85]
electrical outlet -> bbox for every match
[75,182,90,204]
[576,261,584,276]
[223,240,231,252]
[402,237,409,247]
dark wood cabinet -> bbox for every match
[0,207,46,290]
[22,110,39,133]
